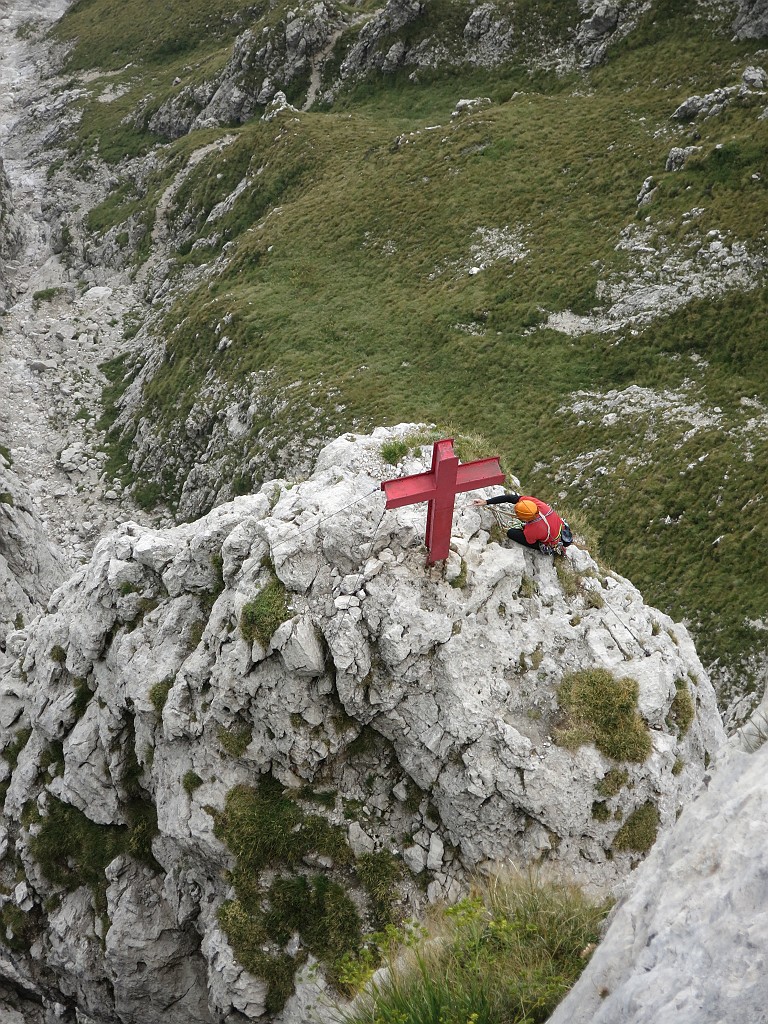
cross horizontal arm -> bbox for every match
[381,471,437,508]
[455,458,505,492]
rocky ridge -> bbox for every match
[0,426,725,1023]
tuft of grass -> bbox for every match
[32,287,63,303]
[591,801,610,822]
[381,439,410,465]
[667,678,695,735]
[72,678,94,720]
[183,770,204,795]
[613,801,659,854]
[0,492,14,506]
[149,678,174,717]
[0,903,41,952]
[28,796,129,914]
[356,851,404,930]
[519,575,537,599]
[595,768,629,799]
[240,575,289,647]
[2,728,32,771]
[212,775,359,1010]
[339,869,610,1024]
[50,645,67,664]
[556,668,652,763]
[449,558,468,589]
[217,724,252,758]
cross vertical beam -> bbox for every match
[381,438,505,564]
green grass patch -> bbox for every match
[183,770,204,795]
[595,768,629,799]
[667,678,695,735]
[356,851,404,930]
[613,801,660,854]
[28,796,129,913]
[217,724,252,757]
[72,678,93,720]
[2,728,32,770]
[556,668,652,763]
[240,575,289,647]
[149,678,174,717]
[340,871,609,1024]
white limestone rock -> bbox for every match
[547,743,768,1024]
[0,427,725,1022]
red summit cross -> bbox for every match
[381,438,505,564]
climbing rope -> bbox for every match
[265,485,383,560]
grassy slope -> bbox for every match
[57,1,767,699]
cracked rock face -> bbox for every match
[0,458,67,649]
[0,427,724,1022]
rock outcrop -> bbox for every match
[733,0,768,39]
[0,456,67,650]
[0,427,724,1022]
[547,740,768,1024]
[0,158,22,308]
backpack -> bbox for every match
[538,520,573,557]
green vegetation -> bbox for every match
[556,668,652,763]
[381,439,410,465]
[0,492,14,506]
[667,678,695,735]
[356,851,404,930]
[449,558,468,589]
[183,770,204,794]
[212,775,365,1011]
[0,443,12,465]
[149,678,174,717]
[0,903,40,952]
[28,797,129,913]
[63,0,768,693]
[240,574,290,647]
[595,768,629,799]
[72,677,94,720]
[50,644,67,664]
[31,286,63,302]
[2,728,32,771]
[613,801,660,854]
[341,872,609,1024]
[212,776,352,873]
[217,724,252,757]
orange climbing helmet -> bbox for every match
[515,498,539,522]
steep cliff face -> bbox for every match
[547,737,768,1024]
[0,428,724,1023]
[0,159,22,308]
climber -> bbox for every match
[473,492,572,556]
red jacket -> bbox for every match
[520,496,564,546]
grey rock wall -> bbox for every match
[547,741,768,1024]
[0,458,67,650]
[0,427,724,1022]
[733,0,768,38]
